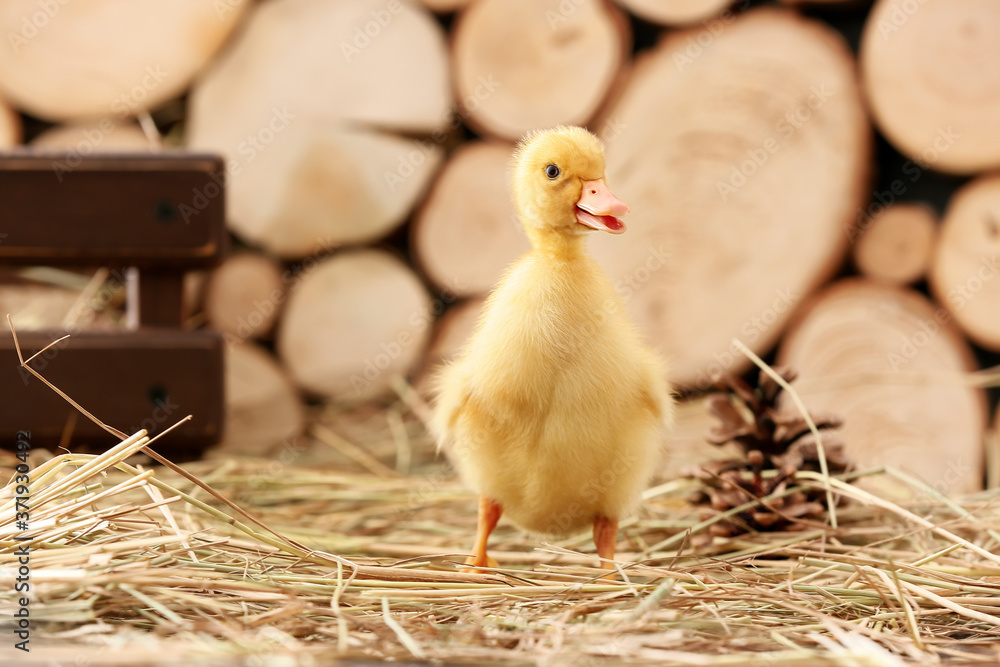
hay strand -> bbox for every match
[4,322,1000,664]
[733,337,838,528]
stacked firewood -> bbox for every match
[0,0,997,491]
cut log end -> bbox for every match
[412,141,529,297]
[615,0,735,26]
[428,298,484,364]
[0,0,251,121]
[590,8,869,387]
[0,284,80,330]
[0,99,21,146]
[929,173,1000,350]
[210,341,305,458]
[183,271,207,323]
[415,296,486,396]
[30,121,154,151]
[453,0,628,140]
[417,0,472,11]
[780,0,872,5]
[187,0,450,259]
[852,203,937,285]
[861,0,1000,174]
[203,252,286,341]
[276,249,432,402]
[658,396,742,480]
[778,279,985,495]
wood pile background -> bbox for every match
[1,0,998,495]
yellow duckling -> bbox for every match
[432,126,673,573]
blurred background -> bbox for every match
[0,0,998,495]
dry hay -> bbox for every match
[3,431,1000,666]
[3,327,1000,665]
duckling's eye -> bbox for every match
[544,164,560,180]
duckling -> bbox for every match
[432,126,673,574]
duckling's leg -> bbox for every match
[593,516,619,579]
[463,495,502,571]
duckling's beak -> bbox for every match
[576,179,628,234]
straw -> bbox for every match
[4,323,1000,664]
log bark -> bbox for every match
[0,0,250,122]
[928,173,1000,350]
[412,141,529,297]
[0,99,20,146]
[589,8,870,387]
[30,121,153,151]
[276,249,432,402]
[203,251,286,341]
[211,341,306,458]
[614,0,735,26]
[187,0,451,258]
[860,0,1000,174]
[452,0,629,141]
[778,279,986,495]
[852,203,937,286]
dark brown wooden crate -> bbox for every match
[0,151,227,268]
[0,151,228,454]
[0,330,224,452]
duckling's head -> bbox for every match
[512,126,629,243]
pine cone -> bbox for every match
[687,366,852,536]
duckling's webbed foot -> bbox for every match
[593,515,619,579]
[462,495,502,572]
